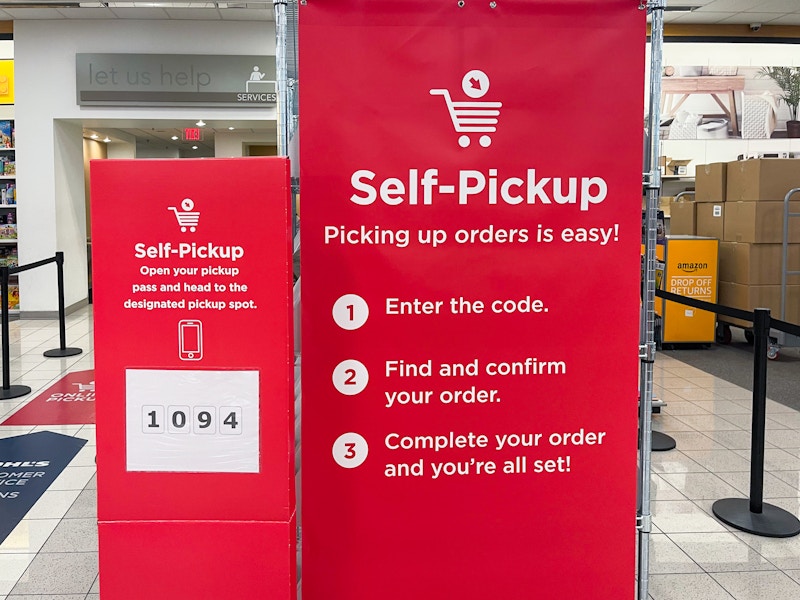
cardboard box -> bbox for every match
[658,156,669,176]
[669,200,697,235]
[719,241,800,285]
[659,196,672,218]
[695,163,727,202]
[667,159,692,176]
[723,201,800,244]
[718,281,800,324]
[726,158,800,202]
[696,203,724,239]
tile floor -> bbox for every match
[1,307,800,598]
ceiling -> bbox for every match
[0,1,275,21]
[663,0,800,26]
[0,0,796,25]
[3,0,799,152]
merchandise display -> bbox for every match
[0,119,16,312]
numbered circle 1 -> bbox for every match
[332,294,369,330]
[332,359,369,395]
[332,432,368,468]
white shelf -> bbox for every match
[0,239,17,245]
[0,147,15,151]
[0,176,15,180]
[0,204,16,208]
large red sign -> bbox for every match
[91,158,295,600]
[300,2,645,598]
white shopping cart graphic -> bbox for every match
[430,69,503,148]
[73,381,95,392]
[168,198,200,233]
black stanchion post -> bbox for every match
[43,252,82,358]
[0,265,31,400]
[712,308,800,537]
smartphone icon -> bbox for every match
[179,320,203,361]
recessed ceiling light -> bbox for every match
[228,126,235,131]
[196,120,206,127]
[192,145,198,150]
[171,135,179,140]
[90,134,99,139]
[103,137,111,143]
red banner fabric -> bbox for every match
[300,2,646,598]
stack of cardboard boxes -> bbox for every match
[670,158,800,326]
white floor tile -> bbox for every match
[648,533,703,574]
[668,532,776,573]
[0,519,59,554]
[23,488,81,520]
[712,570,800,600]
[652,500,728,534]
[0,553,35,595]
[648,572,737,600]
[48,466,96,492]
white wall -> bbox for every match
[14,19,277,313]
[215,129,278,157]
[647,42,800,176]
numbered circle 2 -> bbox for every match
[333,432,368,468]
[332,359,369,395]
[332,294,369,330]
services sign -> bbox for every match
[300,1,645,598]
[76,54,277,107]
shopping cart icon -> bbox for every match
[430,70,503,148]
[168,198,200,233]
[73,381,95,392]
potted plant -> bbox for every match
[759,66,800,137]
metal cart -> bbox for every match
[716,187,800,359]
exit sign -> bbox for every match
[183,128,203,141]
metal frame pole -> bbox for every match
[274,0,289,157]
[638,1,666,598]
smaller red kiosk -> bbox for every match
[91,158,295,600]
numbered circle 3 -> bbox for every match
[332,359,369,395]
[332,294,369,330]
[333,432,368,468]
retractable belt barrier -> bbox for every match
[655,288,800,537]
[0,251,83,401]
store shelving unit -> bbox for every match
[0,121,19,315]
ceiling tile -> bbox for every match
[219,7,273,21]
[56,7,117,19]
[163,7,222,19]
[745,0,799,12]
[669,11,731,23]
[763,14,800,24]
[108,7,171,19]
[0,7,69,18]
[720,12,788,24]
[696,0,770,12]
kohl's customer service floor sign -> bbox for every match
[2,370,95,426]
[0,431,87,543]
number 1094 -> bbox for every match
[142,405,242,435]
